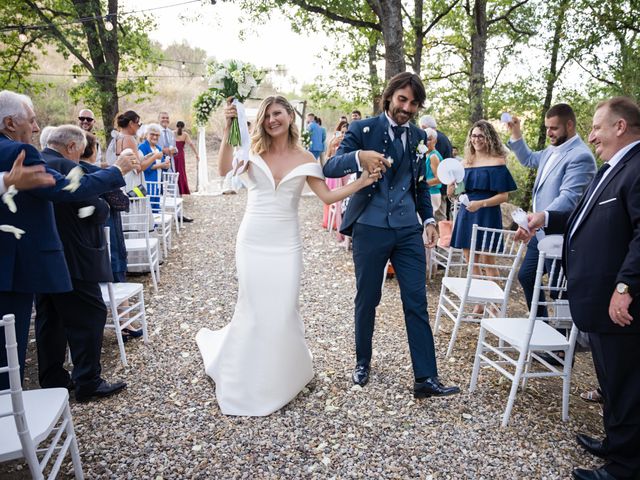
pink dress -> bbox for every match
[174,140,190,195]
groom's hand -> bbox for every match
[424,223,438,248]
[359,150,391,174]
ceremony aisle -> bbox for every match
[2,189,603,479]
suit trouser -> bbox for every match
[0,292,34,390]
[589,332,640,478]
[35,279,106,395]
[352,223,438,379]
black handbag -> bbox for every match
[103,189,130,212]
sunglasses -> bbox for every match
[78,116,94,122]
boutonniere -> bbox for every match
[363,126,370,133]
[415,140,428,160]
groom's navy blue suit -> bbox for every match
[323,113,438,379]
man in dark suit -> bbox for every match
[36,125,127,401]
[0,90,135,391]
[323,72,459,398]
[521,97,640,480]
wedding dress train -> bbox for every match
[196,153,322,416]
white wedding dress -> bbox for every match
[196,153,323,416]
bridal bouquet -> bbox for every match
[206,60,264,146]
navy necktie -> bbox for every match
[581,163,610,207]
[390,125,406,163]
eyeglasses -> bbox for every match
[470,134,486,140]
[78,116,94,122]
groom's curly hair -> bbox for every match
[251,95,301,155]
[380,72,426,113]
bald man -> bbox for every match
[78,108,104,167]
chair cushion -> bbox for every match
[481,317,570,350]
[442,277,505,302]
[0,388,69,460]
[100,282,144,306]
[124,238,159,251]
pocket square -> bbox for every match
[598,197,617,205]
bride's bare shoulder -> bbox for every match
[295,149,317,166]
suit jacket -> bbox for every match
[547,142,640,333]
[508,136,596,213]
[323,113,432,236]
[0,134,124,293]
[435,130,453,160]
[41,149,113,283]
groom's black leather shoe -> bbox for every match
[576,434,608,459]
[572,467,618,480]
[352,365,370,386]
[414,377,460,398]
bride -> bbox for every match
[196,96,380,416]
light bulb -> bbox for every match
[105,20,114,31]
[181,62,186,70]
[73,75,78,83]
[18,28,27,43]
[144,76,149,85]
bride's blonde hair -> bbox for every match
[251,95,301,155]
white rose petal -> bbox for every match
[417,142,428,154]
[363,126,370,133]
[62,166,84,192]
[0,224,25,239]
[2,184,18,213]
[77,206,95,218]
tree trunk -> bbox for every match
[379,0,406,79]
[521,0,569,210]
[468,0,487,123]
[368,37,382,114]
[411,0,424,75]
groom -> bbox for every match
[323,72,459,398]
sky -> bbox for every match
[123,0,334,90]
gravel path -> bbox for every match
[2,190,603,479]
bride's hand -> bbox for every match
[359,167,382,187]
[224,98,238,129]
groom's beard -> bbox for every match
[388,106,414,125]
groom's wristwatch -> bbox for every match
[616,282,630,295]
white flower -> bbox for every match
[416,141,428,155]
[2,184,18,213]
[0,224,25,239]
[363,126,370,133]
[231,70,244,84]
[237,83,251,97]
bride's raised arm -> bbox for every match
[218,100,237,177]
[307,169,380,205]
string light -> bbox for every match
[73,74,78,83]
[181,61,186,70]
[104,14,114,31]
[143,76,149,85]
[18,27,28,43]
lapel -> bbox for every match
[534,148,566,194]
[377,113,391,159]
[567,143,640,237]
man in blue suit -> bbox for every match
[507,104,596,316]
[0,90,136,390]
[323,72,459,398]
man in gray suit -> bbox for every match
[507,103,596,315]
